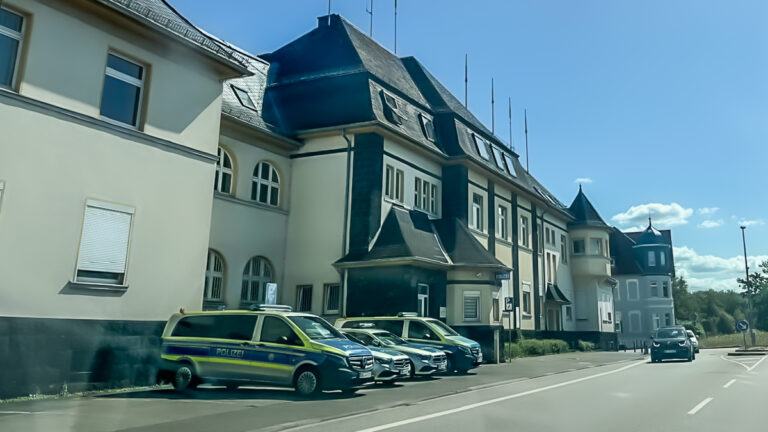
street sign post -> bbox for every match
[737,320,749,350]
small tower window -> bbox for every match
[648,251,656,267]
[660,251,666,266]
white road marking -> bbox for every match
[688,397,713,415]
[720,355,751,371]
[746,355,767,372]
[353,360,646,432]
[0,411,32,414]
[723,379,736,388]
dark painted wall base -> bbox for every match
[0,317,164,399]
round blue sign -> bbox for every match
[737,320,749,332]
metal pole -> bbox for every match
[524,109,529,172]
[741,225,755,346]
[367,0,373,37]
[491,78,495,134]
[464,54,468,108]
[394,0,397,54]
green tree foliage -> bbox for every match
[737,260,768,330]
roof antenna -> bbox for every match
[394,0,398,54]
[524,109,530,172]
[328,0,331,25]
[491,78,495,134]
[464,54,468,108]
[366,0,373,37]
[508,97,513,150]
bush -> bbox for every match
[505,338,569,360]
[576,340,596,352]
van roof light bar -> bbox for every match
[397,312,419,317]
[249,304,293,312]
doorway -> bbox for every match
[417,284,429,317]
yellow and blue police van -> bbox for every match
[157,305,374,396]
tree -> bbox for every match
[737,260,768,331]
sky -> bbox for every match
[173,0,768,292]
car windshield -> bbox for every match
[426,319,459,337]
[656,328,685,339]
[288,315,344,340]
[343,332,366,345]
[376,332,407,346]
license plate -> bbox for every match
[399,367,410,376]
[438,363,447,370]
[359,371,372,379]
[663,350,676,354]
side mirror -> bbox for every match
[424,334,432,340]
[372,340,382,347]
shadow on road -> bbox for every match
[97,386,362,402]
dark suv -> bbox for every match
[650,326,695,363]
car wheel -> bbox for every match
[408,360,416,379]
[294,368,321,396]
[446,356,455,374]
[173,364,196,391]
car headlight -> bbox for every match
[419,354,431,363]
[652,342,660,348]
[375,357,386,365]
[458,345,471,354]
[678,340,688,347]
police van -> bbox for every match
[158,306,374,396]
[336,314,483,374]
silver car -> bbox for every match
[344,329,447,377]
[686,330,700,353]
[343,331,410,382]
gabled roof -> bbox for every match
[434,218,509,269]
[95,0,250,75]
[568,186,609,228]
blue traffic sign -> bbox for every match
[737,320,749,332]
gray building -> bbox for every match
[610,220,675,348]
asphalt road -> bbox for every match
[1,349,764,432]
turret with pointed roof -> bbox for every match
[567,185,609,229]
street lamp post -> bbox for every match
[740,225,756,346]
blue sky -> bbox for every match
[173,0,768,291]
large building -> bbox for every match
[1,2,627,397]
[610,220,676,348]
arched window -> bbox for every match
[204,250,225,301]
[251,161,279,206]
[214,147,234,194]
[241,256,274,302]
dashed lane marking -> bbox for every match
[688,397,713,415]
[723,379,736,389]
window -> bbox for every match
[665,312,672,326]
[560,235,568,263]
[0,7,23,89]
[660,251,666,266]
[384,164,404,203]
[418,113,435,141]
[471,193,483,231]
[520,216,529,247]
[589,238,602,255]
[381,91,405,125]
[296,285,312,312]
[573,239,585,254]
[323,283,341,314]
[502,153,517,177]
[204,250,225,301]
[251,161,280,206]
[241,256,273,302]
[627,280,639,301]
[662,281,669,297]
[629,311,641,332]
[414,177,438,214]
[565,305,573,321]
[430,184,437,214]
[522,289,531,315]
[463,291,480,321]
[650,281,659,297]
[231,85,257,110]
[408,320,434,339]
[473,133,490,159]
[214,147,234,194]
[491,146,505,170]
[75,201,134,286]
[648,251,656,267]
[615,311,622,333]
[260,316,302,346]
[546,252,558,284]
[497,205,507,239]
[492,295,500,322]
[171,315,257,340]
[652,313,661,330]
[100,53,144,127]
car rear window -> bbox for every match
[171,315,257,340]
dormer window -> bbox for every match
[502,153,518,177]
[473,133,490,160]
[491,146,505,170]
[381,90,405,125]
[418,113,435,141]
[232,85,257,111]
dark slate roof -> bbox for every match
[336,206,509,271]
[634,220,665,245]
[609,227,642,274]
[545,283,571,304]
[95,0,250,74]
[568,186,609,228]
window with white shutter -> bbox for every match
[75,200,134,285]
[463,291,480,321]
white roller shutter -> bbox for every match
[76,201,133,275]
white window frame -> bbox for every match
[589,238,602,256]
[652,312,661,330]
[520,215,529,247]
[323,283,341,314]
[471,193,483,231]
[251,161,280,207]
[560,234,568,263]
[497,205,507,240]
[615,311,622,333]
[628,310,641,332]
[0,6,24,90]
[662,281,670,298]
[650,281,659,297]
[522,282,532,315]
[100,52,145,129]
[565,305,573,321]
[296,284,313,312]
[462,290,481,322]
[74,200,135,287]
[241,256,273,303]
[572,239,585,255]
[660,250,666,266]
[215,146,234,195]
[473,133,490,159]
[384,164,404,203]
[204,250,225,301]
[418,113,435,142]
[648,250,656,267]
[413,177,438,215]
[231,85,257,110]
[627,280,639,301]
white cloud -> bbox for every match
[738,219,764,227]
[697,219,723,229]
[673,246,768,292]
[573,177,593,184]
[697,207,719,215]
[611,203,693,230]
